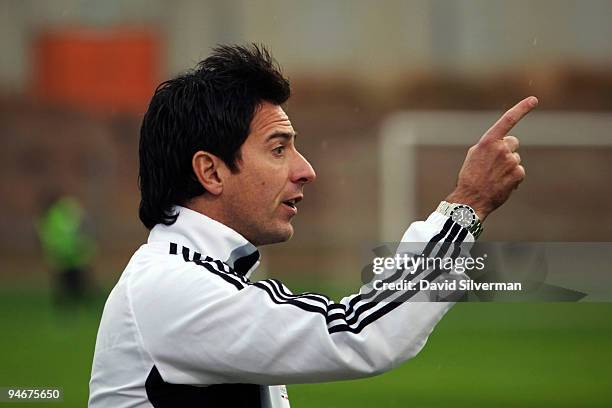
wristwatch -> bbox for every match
[436,201,483,239]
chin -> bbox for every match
[256,225,294,246]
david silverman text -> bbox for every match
[372,279,522,292]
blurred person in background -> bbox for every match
[89,44,535,408]
[37,194,96,305]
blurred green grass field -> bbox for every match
[1,286,612,408]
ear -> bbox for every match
[192,151,226,196]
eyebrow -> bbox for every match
[265,131,297,143]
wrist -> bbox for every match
[444,189,491,221]
[435,200,484,239]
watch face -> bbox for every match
[451,206,475,228]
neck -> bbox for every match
[185,196,256,246]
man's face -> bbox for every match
[220,101,316,246]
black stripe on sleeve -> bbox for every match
[343,218,455,309]
[253,281,328,317]
[328,227,469,334]
[269,278,331,305]
[256,218,465,331]
[167,216,468,336]
[332,224,462,327]
[326,221,466,330]
[182,246,191,262]
[422,218,455,258]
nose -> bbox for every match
[291,151,316,185]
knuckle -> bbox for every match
[494,142,507,155]
[469,143,483,154]
[504,114,517,126]
[505,135,520,147]
[514,165,526,180]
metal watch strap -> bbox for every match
[435,201,483,239]
[467,218,484,240]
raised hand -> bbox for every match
[445,96,538,221]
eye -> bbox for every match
[272,145,286,156]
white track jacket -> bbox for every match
[89,205,473,407]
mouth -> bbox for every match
[281,196,303,213]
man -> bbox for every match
[37,194,95,305]
[89,44,536,407]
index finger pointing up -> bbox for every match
[480,96,538,144]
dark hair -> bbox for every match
[138,44,290,229]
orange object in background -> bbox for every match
[33,27,160,114]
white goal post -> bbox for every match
[379,111,612,241]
